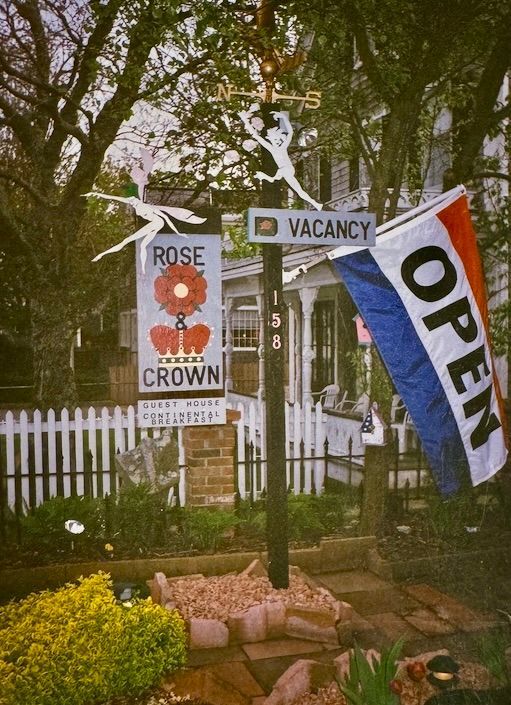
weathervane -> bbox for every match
[226,12,323,210]
[217,83,321,110]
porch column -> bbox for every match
[256,293,265,403]
[299,287,319,406]
[287,302,295,404]
[224,297,233,392]
[292,299,303,404]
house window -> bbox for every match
[224,306,259,351]
[312,300,336,392]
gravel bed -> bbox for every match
[169,573,338,621]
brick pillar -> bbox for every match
[183,409,241,508]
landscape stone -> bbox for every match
[228,604,268,644]
[149,571,174,606]
[114,433,179,492]
[240,559,267,578]
[265,659,336,705]
[404,584,496,631]
[334,600,353,622]
[266,601,287,639]
[189,618,230,649]
[210,662,265,698]
[335,619,353,646]
[367,611,422,643]
[285,605,339,644]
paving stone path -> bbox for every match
[164,570,504,705]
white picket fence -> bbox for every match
[230,399,327,499]
[0,406,185,510]
[0,400,327,512]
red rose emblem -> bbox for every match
[154,263,207,317]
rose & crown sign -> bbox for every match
[136,233,223,396]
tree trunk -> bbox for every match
[31,293,77,410]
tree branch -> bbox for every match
[0,169,47,206]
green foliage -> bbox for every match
[223,223,260,260]
[112,482,174,553]
[0,572,186,705]
[20,495,105,555]
[478,631,511,687]
[424,488,483,542]
[181,507,240,553]
[236,500,267,542]
[257,493,348,543]
[338,639,404,705]
[287,494,325,542]
[8,485,357,566]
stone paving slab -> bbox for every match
[340,587,420,616]
[404,583,497,632]
[404,607,457,636]
[212,662,265,698]
[366,611,423,643]
[242,638,327,661]
[186,645,247,667]
[317,570,393,594]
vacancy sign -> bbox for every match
[248,208,376,246]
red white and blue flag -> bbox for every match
[329,186,508,495]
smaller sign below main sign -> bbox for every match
[138,398,226,428]
[248,208,376,246]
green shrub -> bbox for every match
[181,507,239,552]
[287,494,325,542]
[478,631,511,687]
[0,572,186,705]
[113,482,177,552]
[19,495,105,556]
[237,501,267,542]
[287,493,346,542]
[424,488,482,542]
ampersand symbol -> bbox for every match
[175,312,188,330]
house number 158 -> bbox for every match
[271,290,282,349]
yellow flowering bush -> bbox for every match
[0,572,186,705]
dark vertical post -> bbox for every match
[261,102,289,588]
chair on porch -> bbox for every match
[335,391,370,417]
[312,384,340,409]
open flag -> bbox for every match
[329,186,508,496]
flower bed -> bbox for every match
[149,560,353,649]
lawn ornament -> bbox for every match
[361,402,388,446]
